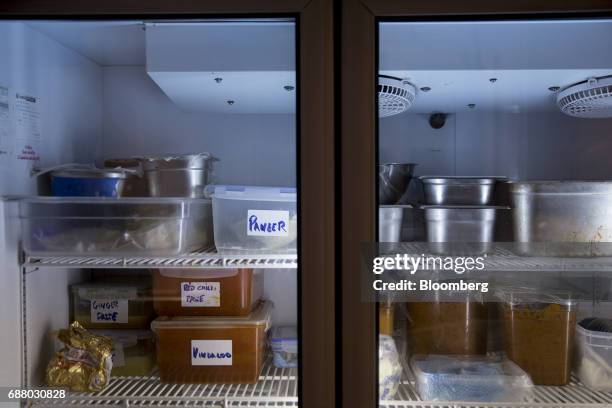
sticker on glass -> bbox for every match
[90,299,128,324]
[181,282,220,307]
[191,340,233,366]
[247,210,289,237]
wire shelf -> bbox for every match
[380,243,612,273]
[23,248,298,270]
[380,360,612,408]
[31,357,298,407]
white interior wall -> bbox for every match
[380,111,612,181]
[25,269,89,387]
[0,22,103,195]
[101,66,296,187]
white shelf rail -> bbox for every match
[31,357,298,407]
[22,248,298,270]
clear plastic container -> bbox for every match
[498,289,577,385]
[211,186,297,254]
[151,301,272,384]
[407,289,488,356]
[379,302,394,336]
[71,282,154,329]
[379,335,402,401]
[270,326,298,368]
[411,355,533,402]
[575,319,612,391]
[91,330,156,377]
[152,268,263,316]
[20,197,213,256]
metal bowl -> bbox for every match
[379,163,417,205]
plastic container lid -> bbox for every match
[156,268,243,279]
[71,282,150,300]
[409,281,486,302]
[151,301,272,331]
[51,168,129,179]
[496,288,577,308]
[211,185,296,202]
[90,330,154,345]
[270,326,298,349]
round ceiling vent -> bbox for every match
[557,76,612,118]
[378,75,416,118]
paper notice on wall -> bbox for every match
[14,91,41,163]
[0,86,11,161]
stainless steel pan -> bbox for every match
[509,181,612,256]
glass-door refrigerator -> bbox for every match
[341,1,612,407]
[0,2,335,407]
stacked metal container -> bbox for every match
[419,176,507,254]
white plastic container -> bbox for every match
[411,355,533,403]
[270,326,298,368]
[212,186,297,253]
[575,322,612,391]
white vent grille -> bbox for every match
[378,76,416,118]
[557,76,612,118]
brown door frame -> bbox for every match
[341,1,612,407]
[0,1,335,407]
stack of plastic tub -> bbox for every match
[151,268,269,384]
[150,185,298,383]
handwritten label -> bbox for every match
[90,299,128,324]
[111,344,125,367]
[181,282,220,307]
[191,340,233,366]
[247,210,289,237]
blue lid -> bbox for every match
[270,325,298,343]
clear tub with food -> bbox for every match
[411,355,533,402]
[498,289,577,385]
[20,197,213,256]
[91,330,156,377]
[575,318,612,391]
[270,325,298,368]
[379,302,394,336]
[71,282,154,330]
[407,288,488,356]
[211,186,297,254]
[152,268,263,316]
[151,301,272,384]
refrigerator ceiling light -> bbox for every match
[378,75,416,117]
[557,76,612,118]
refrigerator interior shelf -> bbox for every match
[383,243,612,273]
[380,360,612,408]
[31,356,297,407]
[22,247,298,270]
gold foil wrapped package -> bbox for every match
[46,321,113,392]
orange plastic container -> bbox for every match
[379,302,394,336]
[151,301,272,384]
[152,268,262,316]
